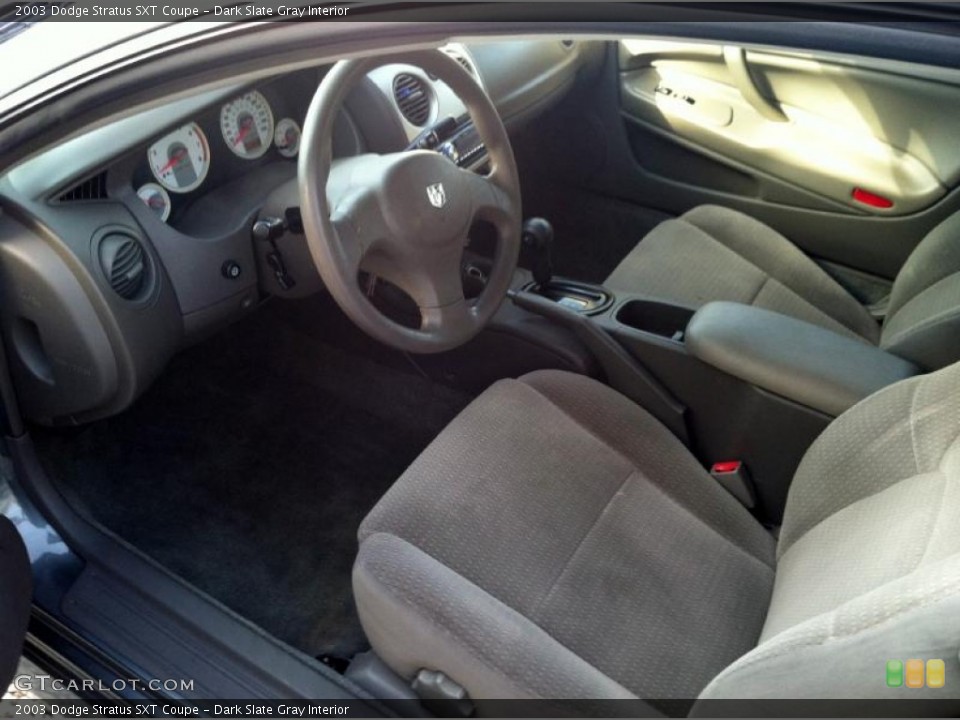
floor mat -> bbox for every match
[34,301,472,658]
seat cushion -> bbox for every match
[605,205,880,344]
[354,370,776,700]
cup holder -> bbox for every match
[616,299,695,341]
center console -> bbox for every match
[501,217,918,523]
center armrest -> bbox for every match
[686,301,918,416]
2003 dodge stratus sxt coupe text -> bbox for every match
[1,6,960,718]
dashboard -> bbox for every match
[0,38,592,426]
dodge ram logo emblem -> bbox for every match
[426,183,447,208]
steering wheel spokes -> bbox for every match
[421,297,480,338]
[460,165,516,226]
[298,50,522,353]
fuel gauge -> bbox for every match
[137,182,172,222]
[274,118,302,158]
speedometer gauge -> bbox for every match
[220,91,274,159]
[147,122,210,193]
[137,183,171,222]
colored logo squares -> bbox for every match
[886,659,945,688]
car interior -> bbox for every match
[2,23,960,712]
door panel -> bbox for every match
[0,514,30,688]
[622,110,867,214]
[620,39,960,216]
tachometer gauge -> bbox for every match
[274,118,301,158]
[147,122,210,193]
[220,91,274,159]
[137,182,171,222]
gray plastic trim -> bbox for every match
[0,198,181,425]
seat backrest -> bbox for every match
[699,362,960,700]
[880,212,960,370]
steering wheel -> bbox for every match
[298,51,522,354]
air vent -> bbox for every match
[393,73,432,127]
[99,232,147,300]
[58,172,108,203]
[441,46,479,79]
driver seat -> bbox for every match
[353,366,960,703]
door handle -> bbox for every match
[723,46,789,122]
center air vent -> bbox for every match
[98,232,148,300]
[393,73,432,127]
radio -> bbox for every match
[409,117,486,169]
[437,124,485,168]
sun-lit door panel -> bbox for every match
[619,39,960,216]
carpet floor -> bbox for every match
[34,299,472,658]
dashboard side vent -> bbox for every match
[393,73,432,126]
[441,46,479,79]
[453,55,474,74]
[99,232,147,301]
[58,172,108,203]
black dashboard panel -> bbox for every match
[0,197,182,425]
[0,39,590,425]
[101,68,365,336]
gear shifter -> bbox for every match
[521,217,555,288]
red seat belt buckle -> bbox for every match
[711,460,742,474]
[710,460,756,509]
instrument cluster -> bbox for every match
[134,82,305,224]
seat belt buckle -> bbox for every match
[710,460,756,509]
